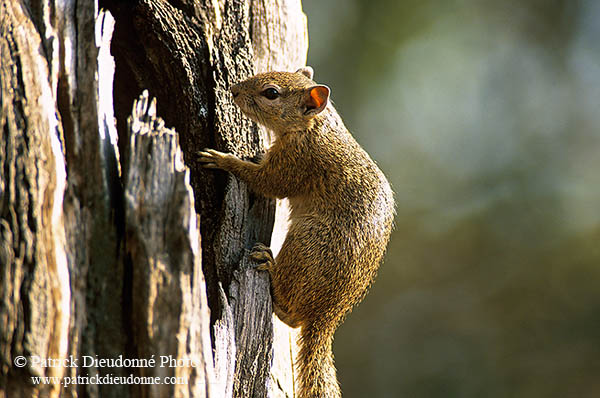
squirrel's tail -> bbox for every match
[297,321,341,398]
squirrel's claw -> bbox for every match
[255,263,270,271]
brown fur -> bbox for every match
[199,69,395,398]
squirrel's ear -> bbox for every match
[296,66,314,79]
[304,85,330,116]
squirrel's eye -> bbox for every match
[262,87,280,100]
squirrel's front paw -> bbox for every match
[197,148,231,169]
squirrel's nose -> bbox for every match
[231,84,241,98]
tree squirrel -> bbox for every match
[199,67,394,398]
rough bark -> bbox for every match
[0,2,70,396]
[0,0,307,397]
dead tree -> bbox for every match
[0,0,307,397]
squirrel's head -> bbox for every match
[231,67,330,134]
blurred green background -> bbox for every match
[302,0,600,397]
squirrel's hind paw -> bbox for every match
[250,243,274,271]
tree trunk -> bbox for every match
[0,0,307,397]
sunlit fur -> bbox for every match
[203,70,395,398]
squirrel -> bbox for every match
[199,67,394,398]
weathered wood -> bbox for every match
[124,91,213,398]
[251,0,308,73]
[1,1,125,396]
[0,2,69,397]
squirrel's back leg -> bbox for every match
[250,243,302,328]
